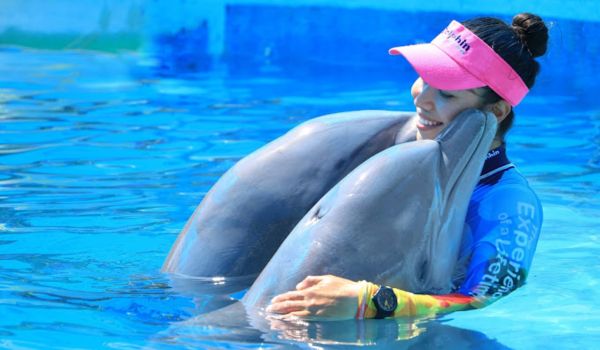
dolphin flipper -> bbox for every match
[163,110,416,279]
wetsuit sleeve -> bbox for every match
[357,281,480,318]
[357,181,543,318]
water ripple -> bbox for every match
[0,47,598,349]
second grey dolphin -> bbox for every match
[243,109,497,309]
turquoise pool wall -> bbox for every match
[0,0,145,51]
[0,1,597,90]
[2,0,600,53]
[222,5,598,105]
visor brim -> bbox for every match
[389,44,486,91]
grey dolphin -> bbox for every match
[162,110,417,280]
[243,109,497,309]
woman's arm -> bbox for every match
[266,275,480,320]
[357,281,480,318]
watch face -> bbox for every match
[376,287,397,312]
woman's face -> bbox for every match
[411,77,486,140]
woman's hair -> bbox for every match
[463,13,549,141]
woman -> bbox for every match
[267,13,548,319]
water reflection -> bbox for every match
[158,299,512,349]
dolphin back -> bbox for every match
[243,109,497,309]
[163,110,416,278]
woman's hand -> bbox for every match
[266,275,363,320]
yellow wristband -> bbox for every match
[356,280,369,319]
[364,282,380,319]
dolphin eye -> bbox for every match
[315,206,325,219]
[311,206,326,222]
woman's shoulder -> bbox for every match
[476,165,538,196]
[471,166,543,222]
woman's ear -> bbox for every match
[486,100,511,124]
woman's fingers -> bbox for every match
[288,310,311,318]
[268,289,312,315]
[271,290,304,303]
[266,299,307,314]
[296,275,325,290]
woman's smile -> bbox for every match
[411,78,488,140]
[416,113,444,130]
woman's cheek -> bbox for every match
[435,99,461,125]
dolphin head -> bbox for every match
[423,108,497,293]
[435,108,498,194]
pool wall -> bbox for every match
[0,0,597,91]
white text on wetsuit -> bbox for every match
[472,201,539,301]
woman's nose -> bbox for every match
[412,79,434,111]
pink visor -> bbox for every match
[389,20,528,106]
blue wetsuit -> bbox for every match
[453,145,543,301]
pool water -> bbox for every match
[0,46,598,349]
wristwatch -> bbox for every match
[372,285,397,319]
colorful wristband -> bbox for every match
[356,281,382,319]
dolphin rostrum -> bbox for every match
[162,110,417,280]
[242,109,497,310]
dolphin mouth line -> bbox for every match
[422,113,492,292]
[444,113,492,207]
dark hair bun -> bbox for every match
[512,13,549,58]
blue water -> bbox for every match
[0,44,599,349]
